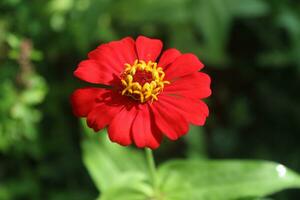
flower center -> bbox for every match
[121,59,170,103]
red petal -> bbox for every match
[159,95,209,126]
[150,101,189,140]
[164,72,211,99]
[74,60,115,84]
[70,87,106,117]
[164,53,204,80]
[158,48,181,69]
[132,105,162,149]
[107,106,138,146]
[136,36,163,62]
[107,37,137,66]
[87,103,123,132]
[86,91,128,131]
[88,37,137,74]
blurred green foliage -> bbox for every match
[0,33,47,152]
[0,0,300,199]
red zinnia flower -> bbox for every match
[71,36,211,149]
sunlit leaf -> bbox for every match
[158,160,300,200]
[81,121,149,192]
[98,185,151,200]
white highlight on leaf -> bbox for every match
[276,164,287,178]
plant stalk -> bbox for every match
[145,148,159,193]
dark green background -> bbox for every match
[0,0,300,199]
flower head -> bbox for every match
[71,36,211,149]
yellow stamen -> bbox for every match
[120,59,170,103]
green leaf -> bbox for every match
[98,185,151,200]
[192,0,231,65]
[20,75,47,105]
[192,0,269,66]
[48,0,73,13]
[113,0,189,24]
[231,0,270,17]
[82,122,149,193]
[158,160,300,200]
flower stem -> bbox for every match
[145,148,158,192]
